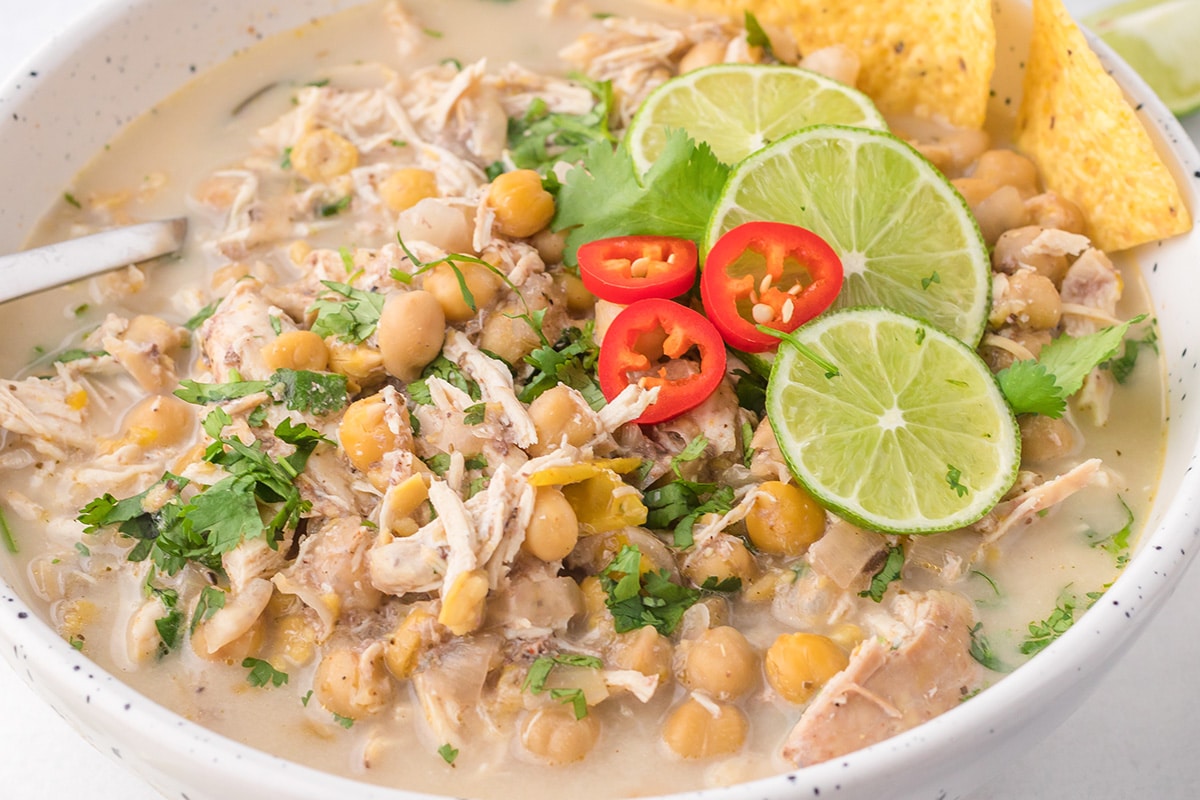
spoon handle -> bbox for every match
[0,218,188,304]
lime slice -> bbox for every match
[767,307,1020,534]
[707,124,991,346]
[1085,0,1200,116]
[625,64,886,174]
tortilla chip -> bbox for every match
[658,0,995,129]
[1016,0,1191,252]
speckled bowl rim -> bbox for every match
[2,2,1199,799]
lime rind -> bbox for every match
[626,63,887,174]
[707,124,991,347]
[1086,0,1200,116]
[766,307,1020,535]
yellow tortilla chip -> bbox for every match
[1016,0,1191,252]
[659,0,995,129]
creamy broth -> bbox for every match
[0,1,1167,798]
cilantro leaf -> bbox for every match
[553,130,731,265]
[269,369,348,415]
[242,657,289,688]
[995,360,1066,418]
[409,355,481,405]
[743,11,776,59]
[437,743,459,765]
[996,316,1143,418]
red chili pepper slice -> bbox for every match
[597,298,726,425]
[578,235,698,304]
[700,222,844,353]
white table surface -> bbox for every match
[3,1,1200,798]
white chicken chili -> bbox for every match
[0,1,1166,798]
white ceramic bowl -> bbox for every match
[2,2,1199,799]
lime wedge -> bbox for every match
[625,64,886,174]
[767,307,1020,534]
[1085,0,1200,116]
[707,124,991,346]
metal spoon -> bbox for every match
[0,217,188,304]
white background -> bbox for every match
[2,1,1199,798]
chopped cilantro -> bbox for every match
[550,687,589,720]
[1104,325,1158,384]
[505,75,615,175]
[554,129,731,265]
[700,576,743,593]
[74,542,90,558]
[859,544,905,603]
[52,348,107,365]
[423,453,452,477]
[743,11,777,59]
[184,300,219,331]
[921,271,941,290]
[945,465,969,498]
[732,368,767,416]
[409,355,481,405]
[78,418,322,576]
[269,315,283,335]
[518,324,604,409]
[280,147,293,170]
[523,654,602,719]
[0,506,16,554]
[438,743,459,765]
[309,281,385,343]
[175,369,348,415]
[189,586,226,633]
[332,713,355,729]
[463,402,488,425]
[599,545,700,635]
[63,191,82,209]
[1020,590,1079,656]
[968,622,1009,672]
[1087,496,1134,568]
[318,195,352,217]
[301,690,314,707]
[242,657,289,688]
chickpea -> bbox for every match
[520,705,601,765]
[211,262,252,291]
[479,301,546,365]
[679,40,727,73]
[528,384,598,456]
[744,481,825,556]
[680,626,758,701]
[487,169,555,238]
[609,625,673,684]
[291,128,359,183]
[951,176,997,209]
[970,149,1039,198]
[764,632,848,704]
[125,314,183,355]
[189,617,263,665]
[974,185,1031,246]
[398,198,475,253]
[121,394,195,448]
[380,167,439,213]
[313,646,392,719]
[1007,270,1062,330]
[423,261,503,322]
[384,607,436,680]
[377,290,446,382]
[558,272,595,315]
[1019,414,1078,464]
[530,228,568,266]
[339,394,411,475]
[326,338,385,387]
[438,568,489,635]
[992,226,1069,286]
[1025,191,1086,234]
[523,487,580,562]
[682,535,759,587]
[662,698,748,759]
[261,329,329,372]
